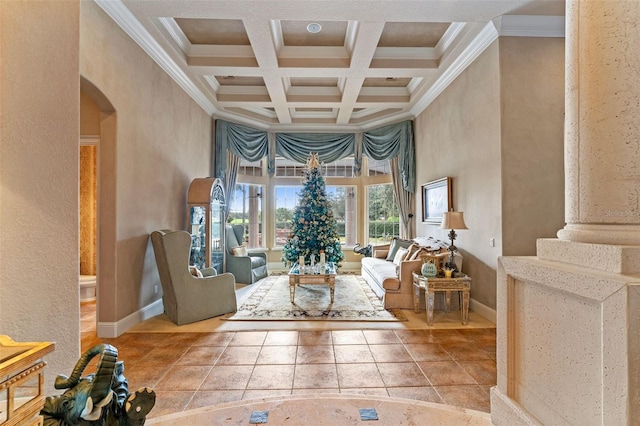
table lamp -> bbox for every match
[440,211,468,273]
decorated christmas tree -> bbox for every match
[281,153,345,267]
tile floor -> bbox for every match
[82,302,496,419]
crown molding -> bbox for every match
[411,21,499,118]
[498,15,565,37]
[95,0,217,115]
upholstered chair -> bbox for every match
[225,224,268,284]
[150,229,237,325]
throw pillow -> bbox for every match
[404,243,420,261]
[385,238,413,261]
[393,247,409,266]
[231,245,248,256]
[409,247,428,261]
[189,265,203,278]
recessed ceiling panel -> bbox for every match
[175,18,250,45]
[290,77,339,87]
[281,20,347,46]
[363,77,412,87]
[215,76,265,86]
[378,22,451,47]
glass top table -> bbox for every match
[288,262,337,303]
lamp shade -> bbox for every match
[440,211,468,230]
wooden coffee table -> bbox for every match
[289,262,337,303]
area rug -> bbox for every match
[225,275,406,321]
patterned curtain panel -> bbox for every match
[275,133,355,164]
[362,120,415,193]
[215,120,268,179]
[214,118,415,195]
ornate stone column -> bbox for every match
[559,0,640,245]
[492,1,640,424]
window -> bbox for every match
[229,184,263,248]
[274,186,301,246]
[238,158,262,176]
[274,185,358,248]
[367,184,399,245]
[326,186,357,246]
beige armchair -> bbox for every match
[150,229,237,325]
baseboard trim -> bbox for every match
[97,299,164,338]
[470,298,496,324]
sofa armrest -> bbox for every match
[372,243,390,259]
[398,259,422,293]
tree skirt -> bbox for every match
[225,275,406,321]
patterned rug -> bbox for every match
[225,274,406,321]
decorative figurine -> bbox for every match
[353,243,373,257]
[41,343,155,426]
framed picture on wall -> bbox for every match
[422,177,452,223]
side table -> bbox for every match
[412,272,471,325]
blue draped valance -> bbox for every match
[214,119,415,193]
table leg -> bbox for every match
[289,278,296,303]
[330,280,335,303]
[427,290,435,325]
[445,291,451,313]
[413,280,420,313]
[461,289,470,325]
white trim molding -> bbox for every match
[470,297,496,324]
[97,299,164,338]
[497,15,565,38]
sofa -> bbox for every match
[361,236,462,310]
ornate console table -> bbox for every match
[0,336,54,426]
[412,272,471,325]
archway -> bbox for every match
[80,77,117,338]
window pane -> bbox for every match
[367,184,399,244]
[326,186,357,246]
[367,158,390,176]
[274,186,302,246]
[230,184,263,248]
[238,158,262,176]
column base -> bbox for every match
[558,223,640,245]
[537,238,640,274]
[495,250,640,425]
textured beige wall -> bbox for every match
[80,2,213,323]
[414,37,565,311]
[500,37,565,256]
[414,42,502,309]
[0,0,80,391]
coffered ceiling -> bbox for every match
[97,0,564,132]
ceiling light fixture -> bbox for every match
[306,23,322,33]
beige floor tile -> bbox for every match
[243,389,293,400]
[363,330,401,344]
[148,391,193,419]
[217,345,261,365]
[404,343,453,362]
[200,365,254,390]
[228,331,267,346]
[377,362,430,387]
[155,366,211,391]
[175,346,224,366]
[336,363,385,388]
[394,329,434,344]
[298,330,333,345]
[332,330,367,345]
[418,361,476,385]
[440,343,492,361]
[458,360,497,385]
[294,364,339,388]
[296,345,335,364]
[334,344,374,364]
[247,364,295,389]
[369,344,413,363]
[186,390,244,410]
[435,385,491,413]
[191,332,235,346]
[387,386,442,404]
[264,331,299,346]
[257,345,297,364]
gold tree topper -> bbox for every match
[306,152,320,170]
